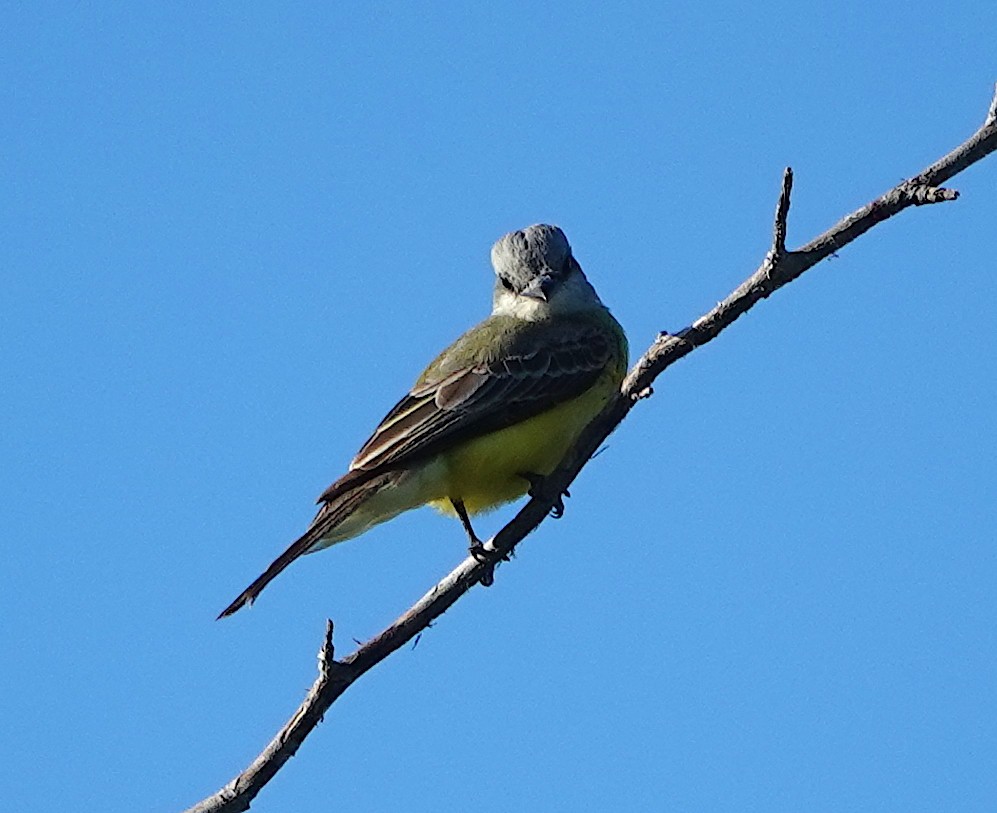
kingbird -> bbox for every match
[219,224,628,617]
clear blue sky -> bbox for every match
[3,4,995,811]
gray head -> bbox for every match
[490,224,602,318]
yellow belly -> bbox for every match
[429,372,618,516]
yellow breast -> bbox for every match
[429,369,620,516]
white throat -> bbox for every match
[492,269,605,321]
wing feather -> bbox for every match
[317,318,615,503]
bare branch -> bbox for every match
[183,85,997,813]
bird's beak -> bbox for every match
[520,272,554,302]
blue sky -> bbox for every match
[3,3,996,811]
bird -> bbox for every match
[218,224,628,617]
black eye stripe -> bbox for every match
[500,277,514,291]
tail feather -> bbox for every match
[216,527,317,619]
[217,471,402,619]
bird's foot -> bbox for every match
[518,472,571,519]
[468,541,512,587]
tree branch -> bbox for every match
[183,83,997,813]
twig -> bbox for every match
[183,84,997,813]
[770,166,793,260]
[184,621,349,813]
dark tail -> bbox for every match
[216,529,316,618]
[217,470,402,619]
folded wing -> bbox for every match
[318,320,614,503]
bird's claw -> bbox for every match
[469,542,510,587]
[469,542,495,587]
[519,472,570,519]
[469,542,511,564]
[550,489,569,519]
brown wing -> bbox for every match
[317,320,614,503]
